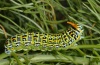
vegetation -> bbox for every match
[0,0,100,65]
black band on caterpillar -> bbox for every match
[5,22,84,54]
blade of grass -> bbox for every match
[10,11,45,33]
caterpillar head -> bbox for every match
[67,22,83,32]
[67,22,84,40]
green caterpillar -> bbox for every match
[5,22,84,54]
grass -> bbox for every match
[0,0,100,65]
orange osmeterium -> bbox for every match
[67,22,78,30]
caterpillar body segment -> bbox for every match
[5,22,83,54]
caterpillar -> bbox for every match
[5,22,84,54]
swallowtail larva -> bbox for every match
[5,22,83,54]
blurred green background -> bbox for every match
[0,0,100,65]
